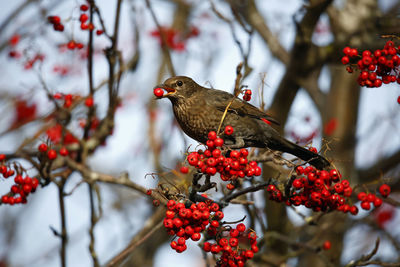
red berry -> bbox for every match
[80,4,89,11]
[38,143,48,152]
[341,56,349,65]
[1,195,9,204]
[85,97,94,107]
[191,232,201,241]
[226,183,235,190]
[180,166,189,174]
[343,47,351,55]
[350,205,358,215]
[203,242,211,252]
[59,147,69,156]
[236,223,246,232]
[54,24,64,32]
[214,138,223,147]
[245,250,254,259]
[309,147,318,153]
[170,241,177,249]
[224,125,234,135]
[23,184,32,194]
[32,178,39,189]
[177,237,186,246]
[67,40,76,50]
[79,14,89,23]
[366,193,376,202]
[292,179,303,189]
[295,166,304,175]
[48,16,61,24]
[322,240,331,250]
[379,184,391,197]
[47,149,57,160]
[373,197,383,207]
[81,23,88,30]
[349,48,358,57]
[96,30,104,36]
[360,201,370,210]
[357,192,367,201]
[153,88,164,98]
[243,94,251,101]
[208,131,217,140]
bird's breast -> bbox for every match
[172,99,220,143]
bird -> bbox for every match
[154,76,330,169]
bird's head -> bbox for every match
[154,76,199,101]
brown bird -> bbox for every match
[155,76,330,169]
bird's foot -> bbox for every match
[224,137,245,149]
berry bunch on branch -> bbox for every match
[341,39,400,91]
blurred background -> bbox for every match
[0,0,399,266]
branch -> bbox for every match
[232,0,289,65]
[145,0,176,76]
[64,158,168,205]
[57,179,68,267]
[357,149,400,182]
[0,0,38,35]
[344,238,383,267]
[221,180,271,203]
[106,208,165,267]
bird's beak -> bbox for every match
[154,84,176,98]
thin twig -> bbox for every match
[145,0,176,76]
[58,179,67,267]
[221,181,271,203]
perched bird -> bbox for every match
[155,76,330,169]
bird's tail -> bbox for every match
[271,138,330,170]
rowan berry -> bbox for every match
[38,143,48,152]
[47,149,57,160]
[180,166,189,174]
[80,4,89,11]
[236,223,246,232]
[379,184,391,197]
[361,201,370,210]
[224,125,234,135]
[322,240,331,250]
[80,14,89,23]
[153,88,164,98]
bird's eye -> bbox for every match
[176,80,183,86]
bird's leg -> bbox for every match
[225,137,245,149]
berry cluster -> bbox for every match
[79,4,95,31]
[164,199,224,253]
[184,128,262,190]
[24,53,45,70]
[0,154,39,205]
[38,143,69,160]
[47,16,64,32]
[66,40,84,50]
[203,223,258,267]
[150,25,200,52]
[357,184,391,211]
[54,92,80,108]
[46,124,79,145]
[267,166,359,214]
[8,34,21,59]
[341,40,400,88]
[242,89,252,102]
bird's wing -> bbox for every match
[204,88,280,125]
